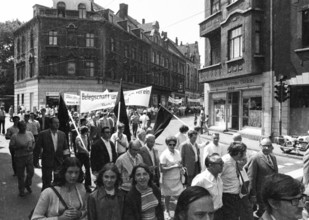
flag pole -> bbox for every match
[159,104,192,129]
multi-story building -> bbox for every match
[14,0,200,111]
[199,0,272,138]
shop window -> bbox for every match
[228,26,243,59]
[242,97,262,127]
[214,99,226,127]
[78,3,86,19]
[211,0,220,14]
[303,9,309,47]
[86,33,94,47]
[49,31,58,46]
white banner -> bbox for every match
[188,98,201,103]
[80,86,152,113]
[168,96,182,105]
[64,93,80,106]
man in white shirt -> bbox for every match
[139,110,149,130]
[202,133,223,171]
[111,122,129,156]
[192,153,224,220]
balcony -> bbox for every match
[199,63,222,83]
[200,11,222,37]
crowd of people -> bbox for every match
[3,104,309,220]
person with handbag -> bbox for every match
[160,136,184,219]
[31,157,87,220]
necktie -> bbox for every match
[267,155,273,167]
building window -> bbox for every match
[86,61,95,77]
[211,0,220,14]
[57,2,66,17]
[29,60,34,78]
[21,65,25,80]
[17,94,20,107]
[156,53,160,65]
[78,3,86,19]
[151,51,155,63]
[17,38,20,55]
[124,45,129,58]
[86,33,94,47]
[228,26,243,59]
[111,38,115,52]
[49,31,57,46]
[48,60,58,75]
[132,47,137,60]
[67,62,76,75]
[255,21,261,54]
[21,36,26,54]
[302,9,309,47]
[30,31,34,49]
[242,96,262,127]
[21,94,24,105]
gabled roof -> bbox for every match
[92,2,105,11]
[138,22,153,33]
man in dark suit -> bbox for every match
[37,108,50,131]
[246,138,278,219]
[90,126,117,175]
[180,129,201,186]
[139,134,160,187]
[34,117,70,190]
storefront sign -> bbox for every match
[209,76,262,91]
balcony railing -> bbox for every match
[199,63,222,83]
[200,11,222,37]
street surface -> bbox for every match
[0,115,304,220]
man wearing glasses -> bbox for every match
[246,137,279,219]
[191,153,224,220]
[90,126,117,176]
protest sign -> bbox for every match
[64,93,80,106]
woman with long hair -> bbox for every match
[123,163,164,220]
[31,157,87,220]
[87,163,125,220]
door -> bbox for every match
[228,92,239,130]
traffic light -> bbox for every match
[274,84,283,102]
[282,83,290,102]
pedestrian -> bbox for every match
[111,122,129,156]
[199,110,206,134]
[139,110,150,130]
[75,126,92,193]
[180,129,201,185]
[246,137,279,219]
[194,113,197,126]
[31,157,87,220]
[6,115,20,176]
[34,117,70,190]
[115,139,144,193]
[175,125,189,152]
[220,141,248,220]
[160,136,184,219]
[0,105,6,135]
[123,163,164,220]
[87,163,125,220]
[130,111,140,138]
[259,173,305,220]
[37,108,50,131]
[90,126,117,176]
[9,105,14,122]
[139,134,160,187]
[174,186,215,220]
[191,153,224,220]
[9,121,35,197]
[136,129,146,148]
[202,133,223,171]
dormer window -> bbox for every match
[78,3,86,19]
[57,2,66,18]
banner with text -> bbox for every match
[168,96,182,105]
[188,98,201,103]
[80,86,152,113]
[64,93,80,106]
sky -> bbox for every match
[0,0,205,65]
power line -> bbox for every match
[163,10,204,29]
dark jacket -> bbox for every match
[34,129,69,168]
[37,116,50,131]
[90,138,117,173]
[138,146,160,187]
[87,187,125,220]
[123,184,164,220]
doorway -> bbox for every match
[228,92,239,130]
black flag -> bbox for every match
[153,106,173,138]
[114,81,131,142]
[58,95,70,135]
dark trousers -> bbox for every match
[222,193,241,220]
[256,194,266,218]
[42,166,55,191]
[0,119,5,134]
[15,155,34,193]
[76,153,91,187]
[187,161,200,186]
[9,148,16,175]
[240,195,254,220]
[214,208,224,220]
[132,123,138,137]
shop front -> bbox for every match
[206,74,270,136]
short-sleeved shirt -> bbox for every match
[9,131,35,157]
[160,149,182,179]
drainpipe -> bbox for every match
[269,0,274,139]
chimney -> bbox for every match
[175,37,178,45]
[119,3,128,19]
[180,41,183,46]
[142,18,145,24]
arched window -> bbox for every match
[57,2,66,17]
[78,3,86,19]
